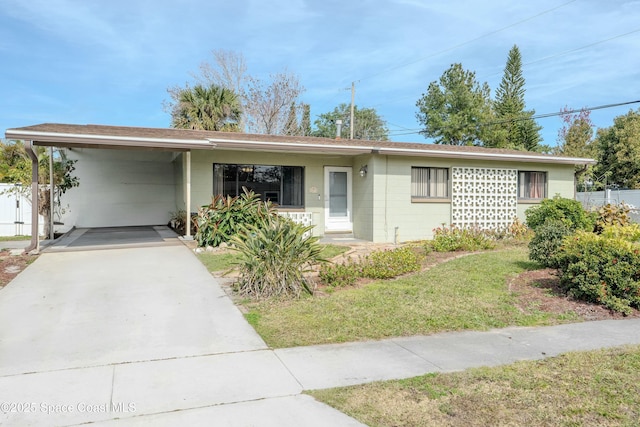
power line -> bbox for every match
[524,28,640,68]
[370,26,640,114]
[386,99,640,136]
[352,0,577,84]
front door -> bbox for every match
[324,166,352,232]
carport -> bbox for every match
[4,124,219,253]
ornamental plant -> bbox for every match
[428,224,496,252]
[231,215,324,299]
[195,188,276,247]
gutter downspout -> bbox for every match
[25,140,39,254]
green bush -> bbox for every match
[525,195,595,232]
[600,223,640,242]
[195,188,276,247]
[359,247,421,279]
[231,215,323,299]
[555,230,640,315]
[429,224,497,252]
[318,262,359,288]
[528,220,572,268]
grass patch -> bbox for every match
[308,345,640,427]
[319,244,350,260]
[244,247,575,348]
[0,235,31,242]
[196,252,239,273]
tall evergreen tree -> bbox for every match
[300,103,312,136]
[284,102,299,135]
[491,45,542,151]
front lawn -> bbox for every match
[309,345,640,427]
[244,247,579,348]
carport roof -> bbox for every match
[5,122,596,164]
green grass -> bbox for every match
[0,235,31,242]
[244,247,578,348]
[196,251,239,273]
[309,345,640,427]
[319,244,350,260]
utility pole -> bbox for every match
[349,82,355,140]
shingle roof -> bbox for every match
[5,123,595,165]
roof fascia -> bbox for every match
[376,147,596,165]
[4,129,216,151]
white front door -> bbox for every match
[324,166,352,232]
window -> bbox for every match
[213,163,304,207]
[518,171,547,199]
[411,167,449,199]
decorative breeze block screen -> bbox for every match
[278,212,313,238]
[451,167,518,229]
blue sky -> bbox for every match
[1,0,639,147]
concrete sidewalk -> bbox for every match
[1,238,640,426]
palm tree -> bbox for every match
[171,84,242,131]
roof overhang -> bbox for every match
[4,124,596,165]
[205,137,373,155]
[4,129,217,151]
[376,147,597,165]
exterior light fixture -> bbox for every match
[359,165,368,177]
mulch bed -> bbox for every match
[0,251,34,289]
[509,268,640,320]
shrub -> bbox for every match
[600,223,640,242]
[507,217,532,240]
[595,203,633,232]
[555,231,640,315]
[318,262,359,288]
[231,215,323,299]
[528,220,572,268]
[359,247,421,279]
[318,246,421,287]
[525,195,595,231]
[195,188,276,247]
[430,224,497,252]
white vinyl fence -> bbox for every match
[577,189,640,223]
[0,184,43,236]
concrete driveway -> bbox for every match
[0,227,363,426]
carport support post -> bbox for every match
[49,146,54,240]
[185,150,191,238]
[25,140,39,253]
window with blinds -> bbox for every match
[411,167,449,199]
[518,171,547,199]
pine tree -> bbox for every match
[300,103,311,136]
[492,45,542,151]
[284,102,299,136]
